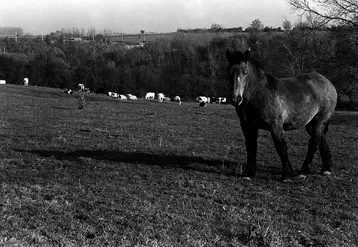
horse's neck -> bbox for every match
[246,70,267,97]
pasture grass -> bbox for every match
[0,84,357,246]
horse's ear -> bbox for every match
[243,48,251,62]
[226,49,232,63]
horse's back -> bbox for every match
[266,72,337,130]
[277,72,337,109]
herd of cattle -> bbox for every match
[107,92,181,104]
[63,85,226,106]
[64,84,90,94]
[107,92,138,100]
[0,77,29,86]
[196,96,227,105]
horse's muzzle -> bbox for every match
[232,95,243,106]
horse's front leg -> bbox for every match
[240,123,258,178]
[270,126,295,181]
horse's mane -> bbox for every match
[247,57,266,80]
[247,57,279,89]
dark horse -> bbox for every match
[226,49,337,181]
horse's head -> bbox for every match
[226,49,251,106]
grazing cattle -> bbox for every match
[127,94,138,100]
[145,92,155,100]
[197,96,208,103]
[174,96,182,105]
[199,101,207,107]
[78,83,85,91]
[118,94,127,100]
[107,92,119,98]
[0,80,6,84]
[226,49,337,181]
[158,93,165,102]
[64,89,73,94]
[23,78,29,86]
[216,97,227,104]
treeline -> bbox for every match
[0,27,24,37]
[0,26,358,108]
[177,26,283,33]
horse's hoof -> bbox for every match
[238,170,255,180]
[322,171,332,176]
[281,173,297,182]
[282,178,293,183]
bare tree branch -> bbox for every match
[287,0,358,26]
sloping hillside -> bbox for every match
[0,84,357,246]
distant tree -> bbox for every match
[287,0,358,27]
[94,34,104,43]
[71,27,81,37]
[102,29,112,37]
[294,21,310,30]
[140,30,145,42]
[249,19,264,32]
[0,27,23,37]
[210,23,223,31]
[87,27,97,40]
[282,19,292,30]
[263,26,273,32]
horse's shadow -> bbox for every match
[15,148,285,180]
[16,148,238,175]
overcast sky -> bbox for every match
[0,0,299,35]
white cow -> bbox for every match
[145,92,155,100]
[127,94,137,100]
[118,94,127,100]
[107,92,118,98]
[0,80,6,85]
[23,78,29,86]
[78,83,85,91]
[197,96,208,103]
[174,96,182,105]
[216,97,227,104]
[64,89,73,94]
[157,93,165,102]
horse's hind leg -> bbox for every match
[270,126,295,181]
[319,123,332,175]
[300,120,326,175]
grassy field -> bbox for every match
[0,84,357,246]
[112,31,240,46]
